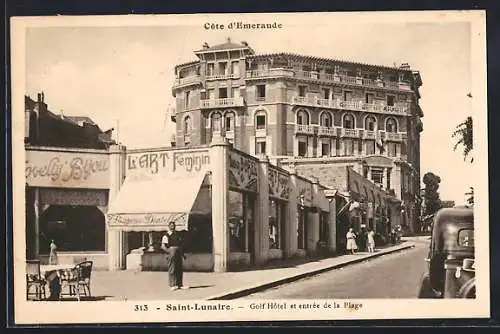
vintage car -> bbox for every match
[417,206,475,298]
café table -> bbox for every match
[40,264,75,300]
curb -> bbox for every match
[206,243,415,300]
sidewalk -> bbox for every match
[87,241,414,301]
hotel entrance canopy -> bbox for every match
[106,172,208,232]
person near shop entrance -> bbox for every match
[367,229,376,253]
[161,222,189,291]
[346,228,358,255]
[49,239,58,265]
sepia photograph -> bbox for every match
[10,10,489,324]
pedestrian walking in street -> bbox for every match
[346,228,358,255]
[367,229,376,253]
[49,239,58,265]
[161,222,189,291]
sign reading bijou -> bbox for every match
[126,149,211,179]
[25,149,110,189]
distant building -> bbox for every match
[169,39,423,233]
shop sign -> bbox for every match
[228,151,258,192]
[268,166,291,200]
[39,188,108,206]
[107,212,188,231]
[126,149,210,180]
[25,150,110,189]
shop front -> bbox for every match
[25,146,112,269]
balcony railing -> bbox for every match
[206,73,237,80]
[200,97,245,109]
[246,68,296,79]
[173,75,201,87]
[317,126,340,137]
[341,128,361,138]
[292,96,409,115]
[383,131,406,142]
[363,130,377,140]
[295,124,316,135]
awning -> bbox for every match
[106,172,208,232]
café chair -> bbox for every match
[26,260,47,300]
[60,261,93,301]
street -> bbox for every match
[243,238,430,299]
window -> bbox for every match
[321,143,330,157]
[365,116,376,131]
[256,85,266,100]
[320,112,332,127]
[39,206,105,253]
[256,114,266,129]
[365,93,374,104]
[387,95,395,106]
[184,116,192,135]
[387,142,397,157]
[343,114,355,129]
[225,112,234,131]
[219,87,228,99]
[207,89,215,100]
[386,118,397,132]
[207,63,215,76]
[365,140,375,155]
[386,169,392,190]
[344,139,354,156]
[371,168,383,185]
[297,110,309,125]
[299,85,307,97]
[298,141,307,157]
[323,88,330,99]
[255,139,267,154]
[231,87,240,98]
[229,190,245,252]
[184,91,190,108]
[218,62,227,76]
[211,112,222,132]
[343,91,352,101]
[231,61,239,76]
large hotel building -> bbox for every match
[170,39,424,234]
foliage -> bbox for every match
[422,172,442,215]
[465,187,474,206]
[452,116,473,163]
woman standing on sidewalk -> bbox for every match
[367,229,376,253]
[345,228,358,255]
[161,222,189,291]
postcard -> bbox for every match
[11,10,489,324]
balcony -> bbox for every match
[363,130,377,140]
[341,128,361,138]
[292,96,409,115]
[172,75,201,88]
[383,131,406,142]
[200,97,245,109]
[206,73,238,81]
[317,126,340,137]
[245,68,295,79]
[295,124,316,135]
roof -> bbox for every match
[248,52,415,73]
[63,116,98,127]
[195,41,249,53]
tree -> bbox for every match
[465,187,474,207]
[422,172,442,215]
[452,116,473,163]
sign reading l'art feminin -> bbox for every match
[25,149,110,189]
[126,149,210,180]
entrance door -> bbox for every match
[245,194,256,264]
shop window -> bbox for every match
[365,140,375,155]
[297,110,309,125]
[225,112,235,131]
[320,112,332,127]
[298,141,307,157]
[365,116,376,131]
[256,114,266,129]
[269,200,283,249]
[343,114,355,129]
[256,85,266,100]
[386,118,397,132]
[185,216,213,253]
[39,206,105,253]
[229,190,245,252]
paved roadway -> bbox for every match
[244,238,430,299]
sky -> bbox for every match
[22,13,482,205]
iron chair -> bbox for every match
[26,260,47,300]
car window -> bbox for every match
[458,229,474,247]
